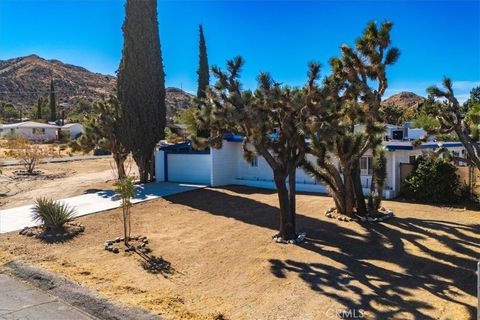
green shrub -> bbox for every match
[32,198,77,231]
[366,191,382,213]
[402,154,459,203]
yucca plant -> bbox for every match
[32,198,77,231]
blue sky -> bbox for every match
[0,0,479,102]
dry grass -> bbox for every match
[0,185,479,320]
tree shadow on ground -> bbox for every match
[165,185,479,319]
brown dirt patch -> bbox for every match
[0,185,479,320]
[0,157,133,208]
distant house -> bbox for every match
[155,125,468,199]
[0,121,60,141]
[61,123,84,140]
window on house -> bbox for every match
[409,156,416,164]
[360,156,373,175]
[250,156,258,167]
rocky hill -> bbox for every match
[382,91,425,109]
[0,55,193,117]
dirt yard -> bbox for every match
[0,157,132,208]
[0,186,479,320]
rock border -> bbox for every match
[324,207,394,223]
[104,236,150,254]
[273,232,306,244]
[19,223,85,241]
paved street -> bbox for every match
[0,274,95,320]
[0,182,204,233]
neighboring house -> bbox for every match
[154,126,468,199]
[0,121,60,141]
[61,123,84,140]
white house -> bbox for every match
[0,121,60,141]
[154,127,467,199]
[61,123,84,140]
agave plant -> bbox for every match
[32,198,77,231]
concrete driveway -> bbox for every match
[0,182,204,233]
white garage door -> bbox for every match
[167,153,211,184]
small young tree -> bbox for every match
[194,57,313,241]
[426,79,480,170]
[70,94,129,180]
[5,138,55,174]
[114,176,135,246]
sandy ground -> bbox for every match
[0,186,479,320]
[0,157,133,208]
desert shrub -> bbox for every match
[366,191,382,213]
[32,198,77,231]
[4,138,56,174]
[402,154,459,203]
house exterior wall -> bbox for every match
[211,142,240,186]
[155,151,165,182]
[155,140,467,200]
[0,127,57,141]
[16,127,57,141]
[62,124,83,140]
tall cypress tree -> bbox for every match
[36,97,43,120]
[196,24,209,99]
[49,80,56,122]
[117,0,166,182]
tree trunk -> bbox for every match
[123,205,129,246]
[343,171,355,217]
[113,153,127,180]
[352,163,367,216]
[274,174,296,241]
[135,154,149,183]
[332,190,347,215]
[288,169,296,234]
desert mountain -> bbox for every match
[0,55,193,117]
[382,91,425,109]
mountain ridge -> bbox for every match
[0,55,192,118]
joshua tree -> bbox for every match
[193,57,314,241]
[114,176,135,246]
[303,21,399,216]
[117,0,166,183]
[426,78,480,170]
[70,94,129,180]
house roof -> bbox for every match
[62,123,82,128]
[0,121,60,129]
[384,141,464,151]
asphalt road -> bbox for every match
[0,274,95,320]
[1,155,111,166]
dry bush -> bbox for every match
[4,138,56,174]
